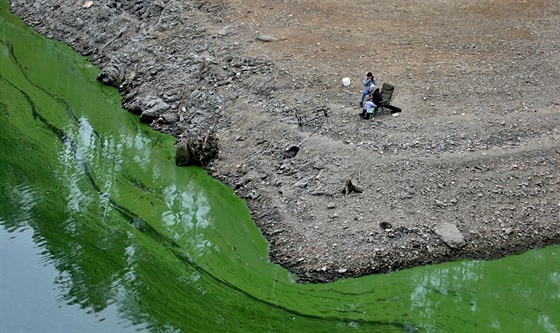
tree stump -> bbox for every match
[343,178,363,195]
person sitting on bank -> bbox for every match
[360,84,383,119]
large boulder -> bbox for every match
[175,130,219,167]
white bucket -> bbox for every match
[341,77,351,87]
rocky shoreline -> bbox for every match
[9,0,560,282]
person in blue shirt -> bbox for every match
[359,72,378,107]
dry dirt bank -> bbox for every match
[9,0,560,282]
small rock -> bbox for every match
[435,199,447,207]
[256,34,278,42]
[434,223,465,248]
[217,24,238,36]
[293,179,308,188]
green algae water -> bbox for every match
[1,2,559,332]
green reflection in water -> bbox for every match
[1,1,559,332]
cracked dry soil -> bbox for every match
[9,0,560,282]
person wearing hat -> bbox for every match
[359,72,378,107]
[360,84,383,119]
